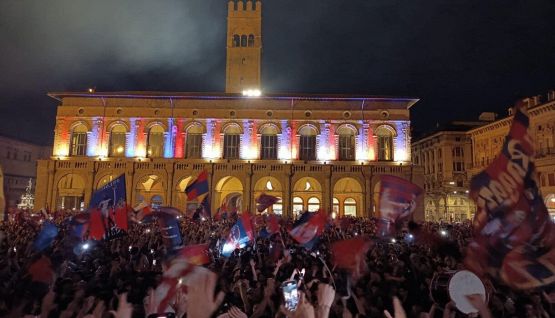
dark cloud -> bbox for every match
[1,0,555,144]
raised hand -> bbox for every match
[187,268,225,318]
[384,297,406,318]
[109,293,133,318]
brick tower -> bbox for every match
[225,0,262,94]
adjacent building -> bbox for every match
[34,0,424,219]
[0,135,51,208]
[413,92,555,221]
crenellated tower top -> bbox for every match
[225,1,262,94]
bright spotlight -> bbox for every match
[242,89,262,97]
[391,238,396,243]
[82,243,90,250]
[440,230,448,237]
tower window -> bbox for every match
[375,126,394,161]
[248,34,255,47]
[185,125,203,159]
[241,35,248,47]
[108,124,127,157]
[337,125,356,161]
[233,34,240,47]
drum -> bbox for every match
[429,270,487,314]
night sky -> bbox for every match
[1,0,555,145]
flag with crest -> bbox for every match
[465,101,555,290]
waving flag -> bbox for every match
[465,102,555,290]
[331,238,372,278]
[33,221,58,251]
[89,208,105,240]
[377,175,423,238]
[114,206,129,231]
[157,207,184,253]
[28,255,55,285]
[200,195,211,218]
[69,212,89,239]
[256,193,278,212]
[185,170,209,201]
[221,212,254,257]
[89,174,126,209]
[267,214,281,234]
[289,210,327,249]
[181,243,210,265]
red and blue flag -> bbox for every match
[221,212,254,257]
[289,210,327,249]
[185,170,209,201]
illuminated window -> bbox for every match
[293,197,304,215]
[273,197,283,215]
[248,34,255,47]
[186,125,203,159]
[147,125,165,158]
[337,125,356,160]
[70,124,88,156]
[223,124,241,159]
[344,198,357,216]
[375,126,393,161]
[307,197,320,212]
[260,125,278,160]
[333,197,339,214]
[109,125,126,157]
[299,125,317,161]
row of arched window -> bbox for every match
[232,34,255,47]
[68,122,395,161]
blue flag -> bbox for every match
[89,174,126,210]
[157,207,183,254]
[33,221,58,251]
[221,213,254,257]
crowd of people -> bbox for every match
[0,209,553,318]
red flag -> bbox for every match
[256,193,278,212]
[115,206,129,231]
[181,243,210,265]
[331,238,372,277]
[28,255,54,285]
[89,209,105,240]
[268,214,281,234]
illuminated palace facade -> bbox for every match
[34,0,424,218]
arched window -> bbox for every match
[248,34,255,47]
[260,124,278,160]
[344,198,357,216]
[337,125,356,160]
[241,35,248,47]
[307,197,320,212]
[233,34,240,47]
[333,197,340,215]
[108,125,126,157]
[69,124,88,156]
[375,126,394,161]
[293,197,304,215]
[185,125,203,159]
[273,197,283,215]
[147,125,165,158]
[223,124,241,159]
[299,125,317,161]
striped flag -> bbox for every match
[185,170,209,201]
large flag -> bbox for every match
[180,243,211,265]
[200,195,211,218]
[289,210,327,249]
[157,207,184,253]
[331,238,372,278]
[465,102,555,290]
[89,174,126,210]
[33,221,58,251]
[28,255,55,285]
[221,212,254,257]
[256,193,279,212]
[185,170,209,201]
[0,164,5,222]
[89,208,105,240]
[376,175,423,238]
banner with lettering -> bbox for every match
[465,102,555,290]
